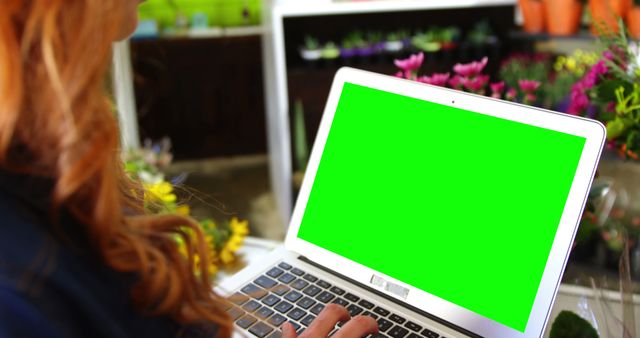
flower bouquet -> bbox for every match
[123,139,249,278]
[568,23,640,160]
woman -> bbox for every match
[0,1,378,337]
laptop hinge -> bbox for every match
[297,255,483,338]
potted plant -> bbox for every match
[519,0,546,33]
[321,41,340,60]
[628,0,640,38]
[589,0,632,34]
[339,38,358,61]
[299,36,322,61]
[411,30,441,53]
[543,0,585,35]
[384,30,406,53]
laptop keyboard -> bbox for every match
[226,262,447,338]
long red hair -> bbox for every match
[0,0,231,334]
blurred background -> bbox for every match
[113,2,640,332]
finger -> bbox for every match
[281,322,297,338]
[332,315,379,338]
[303,303,351,337]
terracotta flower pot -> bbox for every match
[628,6,640,38]
[589,0,632,34]
[543,0,584,35]
[519,0,546,33]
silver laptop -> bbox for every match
[217,67,606,338]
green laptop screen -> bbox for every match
[297,82,586,332]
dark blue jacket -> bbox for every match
[0,171,216,338]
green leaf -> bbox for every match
[607,118,627,139]
[550,311,599,338]
[595,80,633,104]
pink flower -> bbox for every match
[568,82,589,115]
[506,88,517,100]
[453,57,488,77]
[461,75,489,93]
[524,93,537,104]
[490,81,505,98]
[591,60,608,76]
[417,73,450,87]
[518,79,541,93]
[449,75,463,89]
[394,71,405,78]
[394,52,424,72]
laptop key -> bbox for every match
[310,303,325,315]
[346,304,364,316]
[371,334,389,338]
[291,279,309,290]
[330,286,346,295]
[303,285,322,297]
[278,262,292,270]
[421,328,439,338]
[358,299,375,309]
[262,294,281,307]
[405,321,422,332]
[226,306,245,320]
[249,322,274,338]
[388,325,409,338]
[303,273,318,282]
[316,291,335,303]
[267,267,285,278]
[291,268,305,276]
[317,280,331,289]
[242,284,268,299]
[274,301,294,314]
[344,293,360,302]
[267,330,282,338]
[242,300,261,312]
[297,296,316,309]
[377,318,393,332]
[255,276,278,289]
[332,298,349,307]
[268,313,287,327]
[278,273,296,284]
[301,314,316,327]
[407,334,421,338]
[373,307,390,317]
[288,322,301,331]
[273,284,290,296]
[236,314,257,329]
[363,311,379,319]
[389,314,406,324]
[284,290,303,302]
[229,292,249,305]
[287,307,306,321]
[256,307,274,320]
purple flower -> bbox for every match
[394,52,424,72]
[453,57,488,77]
[417,73,450,87]
[603,50,614,61]
[461,75,489,93]
[490,81,505,98]
[518,79,541,93]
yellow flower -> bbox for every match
[176,204,190,216]
[144,181,177,204]
[219,217,249,265]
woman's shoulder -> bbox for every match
[0,171,185,338]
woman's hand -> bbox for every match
[281,304,379,338]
